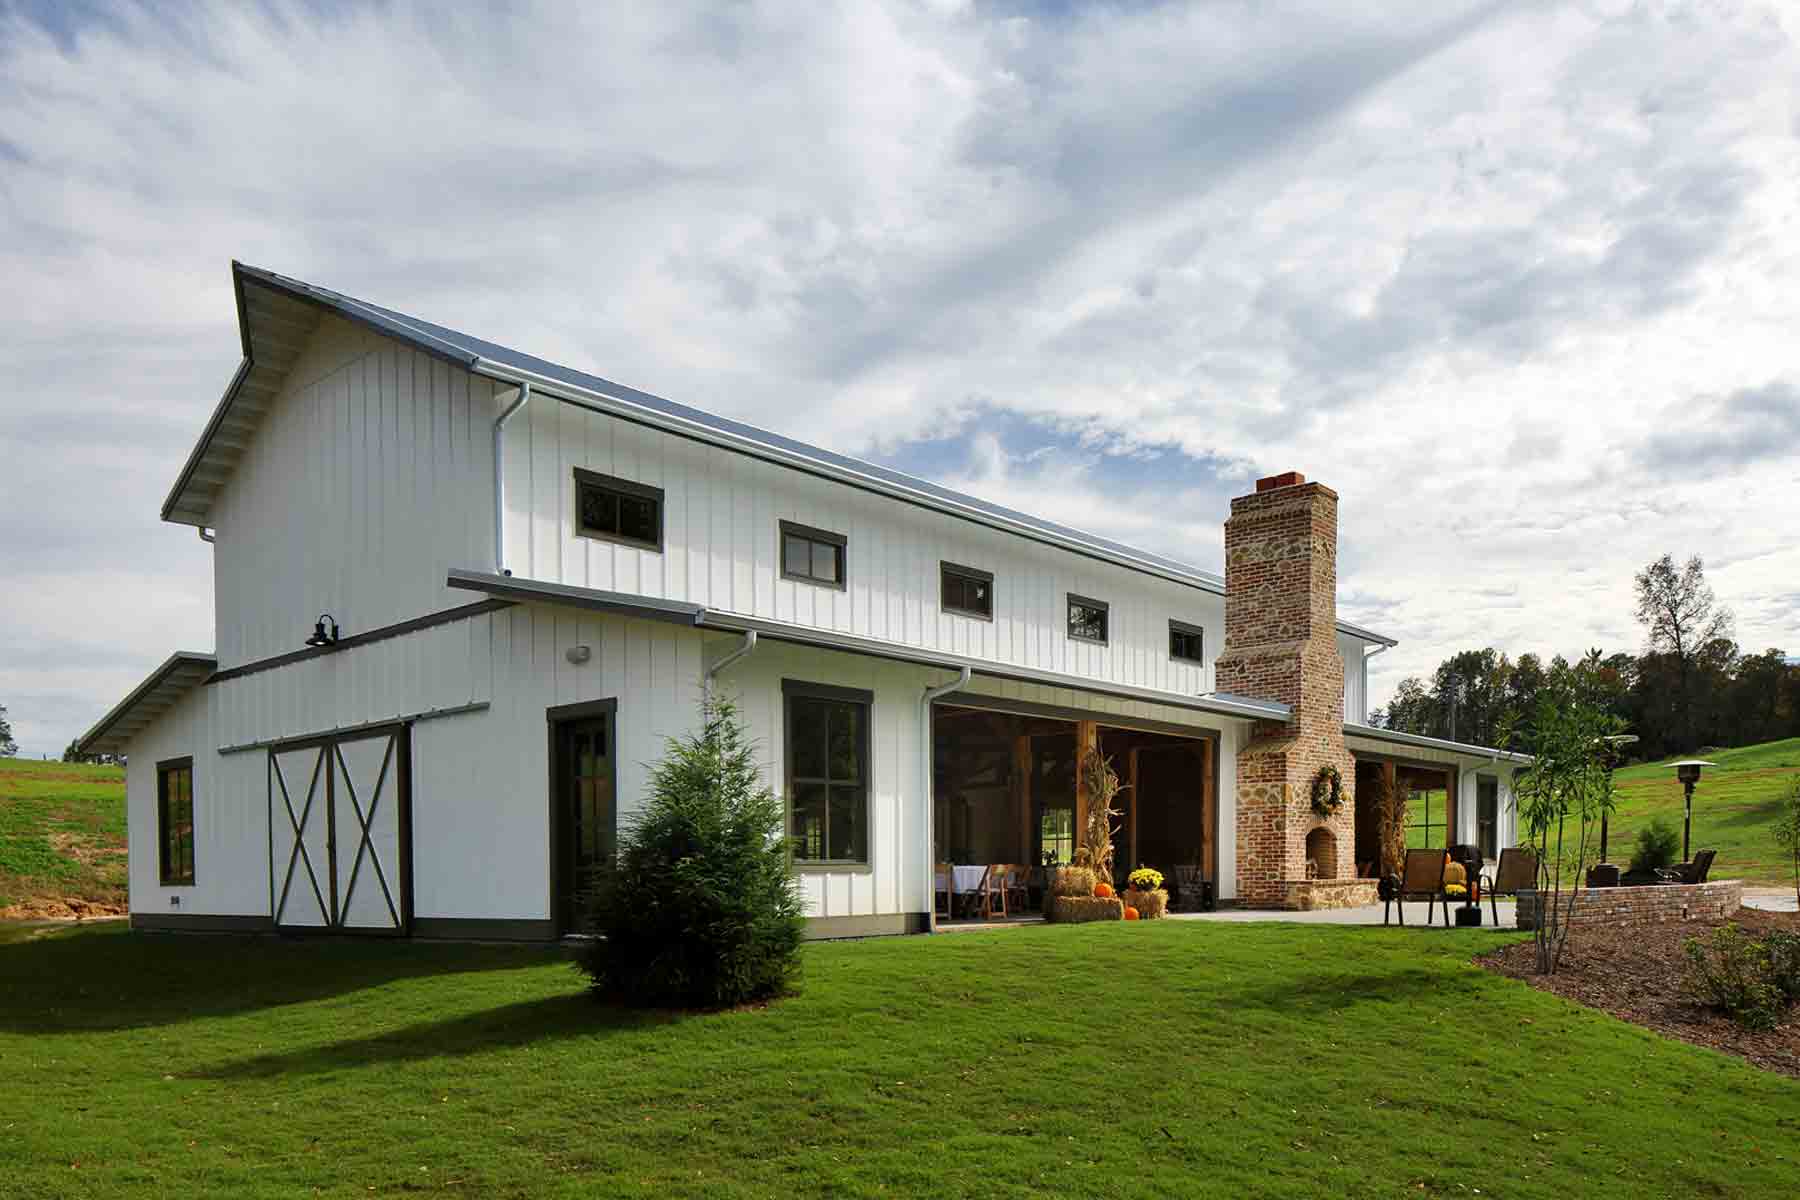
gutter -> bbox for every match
[704,630,758,695]
[491,382,532,574]
[921,667,972,933]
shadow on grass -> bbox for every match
[0,923,563,1034]
[193,991,679,1079]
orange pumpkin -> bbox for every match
[1123,906,1140,920]
[1093,881,1114,898]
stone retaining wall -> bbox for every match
[1279,878,1380,911]
[1515,879,1742,930]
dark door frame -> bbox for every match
[546,698,619,937]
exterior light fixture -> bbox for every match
[305,614,340,648]
[1669,759,1715,864]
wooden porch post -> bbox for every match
[1445,766,1459,846]
[1014,735,1034,865]
[1200,737,1217,884]
[1127,745,1140,873]
[1074,720,1098,856]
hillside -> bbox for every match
[0,757,128,919]
[1605,737,1800,887]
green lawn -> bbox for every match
[1606,738,1800,885]
[3,922,1796,1198]
[0,757,126,910]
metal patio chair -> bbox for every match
[1386,848,1450,927]
[1482,847,1538,926]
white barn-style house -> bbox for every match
[81,263,1527,939]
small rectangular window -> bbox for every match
[784,681,872,866]
[1477,777,1499,860]
[780,521,847,590]
[574,468,663,551]
[1067,594,1109,644]
[1169,619,1205,664]
[157,758,195,886]
[940,562,994,619]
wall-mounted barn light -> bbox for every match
[305,614,341,648]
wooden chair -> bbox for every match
[1386,848,1450,927]
[1656,848,1717,886]
[1171,864,1204,913]
[934,863,956,920]
[1481,847,1538,925]
[998,864,1029,914]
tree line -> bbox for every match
[1371,554,1798,760]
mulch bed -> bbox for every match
[1479,907,1800,1078]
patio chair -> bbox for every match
[1482,847,1539,926]
[1656,848,1717,886]
[973,865,1006,919]
[1385,848,1450,927]
[934,863,956,920]
[998,864,1030,914]
[1171,864,1205,913]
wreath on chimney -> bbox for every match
[1310,763,1344,819]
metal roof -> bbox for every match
[77,652,217,755]
[1343,722,1532,764]
[447,568,1293,723]
[165,261,1395,647]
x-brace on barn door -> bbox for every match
[269,724,411,935]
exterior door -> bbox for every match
[551,704,616,934]
[269,725,411,934]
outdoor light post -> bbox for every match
[1670,759,1715,864]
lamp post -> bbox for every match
[1670,759,1715,865]
[1595,733,1638,866]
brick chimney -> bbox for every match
[1214,472,1359,908]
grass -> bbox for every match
[1606,737,1800,886]
[3,922,1798,1198]
[0,756,126,910]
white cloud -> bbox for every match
[2,0,1797,754]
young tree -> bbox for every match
[577,692,805,1009]
[1634,554,1734,751]
[0,703,16,757]
[1506,688,1623,974]
[1774,777,1800,911]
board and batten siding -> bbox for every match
[209,315,502,671]
[501,393,1236,696]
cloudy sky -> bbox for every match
[3,1,1798,757]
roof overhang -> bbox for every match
[1343,721,1531,765]
[447,569,1292,724]
[78,652,217,755]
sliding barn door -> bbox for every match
[268,726,411,935]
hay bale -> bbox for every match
[1123,887,1168,919]
[1049,866,1098,898]
[1047,895,1124,924]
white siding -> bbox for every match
[503,393,1229,698]
[209,316,502,670]
[1338,632,1370,724]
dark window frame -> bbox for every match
[1169,619,1206,665]
[939,561,994,621]
[573,467,665,553]
[779,520,848,591]
[1066,593,1110,645]
[157,756,196,886]
[782,678,873,871]
[1476,775,1500,861]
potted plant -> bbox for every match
[1123,867,1169,920]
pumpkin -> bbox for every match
[1093,881,1115,898]
[1444,861,1467,887]
[1123,906,1140,920]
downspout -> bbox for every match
[197,527,215,544]
[492,382,532,575]
[704,630,758,697]
[921,666,972,933]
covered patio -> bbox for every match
[929,698,1218,922]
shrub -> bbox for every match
[1766,930,1800,1005]
[1681,925,1783,1030]
[1630,818,1681,874]
[577,694,805,1009]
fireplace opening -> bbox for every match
[1304,826,1337,881]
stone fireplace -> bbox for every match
[1216,472,1378,911]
